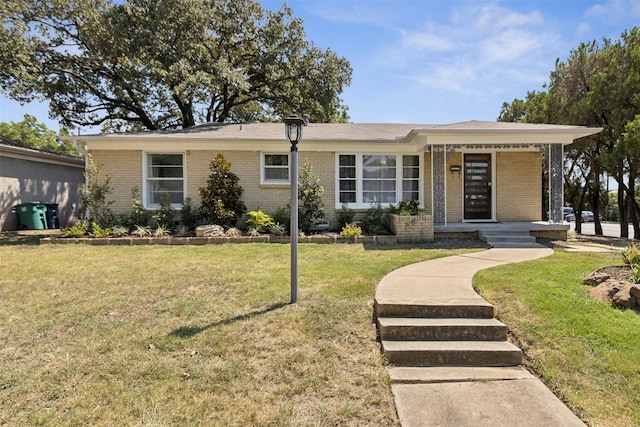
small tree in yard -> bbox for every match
[199,154,246,228]
[298,160,325,234]
[79,154,114,227]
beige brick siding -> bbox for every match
[91,150,142,212]
[496,151,542,221]
[92,149,339,226]
[90,148,542,226]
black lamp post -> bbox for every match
[284,114,305,303]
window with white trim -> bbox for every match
[261,153,290,184]
[336,154,421,208]
[145,153,185,208]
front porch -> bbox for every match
[435,221,569,241]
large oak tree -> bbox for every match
[0,0,352,131]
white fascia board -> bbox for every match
[80,138,420,154]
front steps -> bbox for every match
[479,230,538,248]
[376,301,522,367]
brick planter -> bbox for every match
[389,214,434,243]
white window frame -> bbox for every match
[335,153,422,209]
[260,152,290,185]
[142,152,186,210]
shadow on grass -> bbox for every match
[0,233,40,246]
[362,238,486,251]
[168,302,289,338]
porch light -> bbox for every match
[284,114,305,304]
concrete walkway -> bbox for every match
[375,245,587,427]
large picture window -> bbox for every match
[336,154,421,208]
[145,153,185,208]
[261,153,290,184]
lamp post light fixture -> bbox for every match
[284,114,305,303]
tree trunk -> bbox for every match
[617,177,629,238]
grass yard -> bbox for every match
[0,240,481,426]
[474,250,639,427]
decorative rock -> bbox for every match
[583,273,611,287]
[630,285,640,299]
[195,224,224,237]
[612,289,636,308]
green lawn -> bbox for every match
[474,250,639,427]
[0,241,480,426]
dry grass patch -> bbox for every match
[0,241,481,426]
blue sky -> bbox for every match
[1,0,639,132]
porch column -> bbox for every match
[548,143,564,223]
[432,144,446,225]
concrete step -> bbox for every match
[382,340,522,367]
[479,231,538,248]
[375,301,494,319]
[378,317,508,341]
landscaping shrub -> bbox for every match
[180,197,198,230]
[397,200,422,216]
[199,153,247,228]
[337,203,355,228]
[271,207,290,233]
[245,210,275,233]
[298,160,325,234]
[61,222,87,237]
[340,223,362,238]
[363,203,390,235]
[79,154,115,227]
[128,187,149,228]
[152,195,174,229]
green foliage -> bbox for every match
[61,222,87,237]
[89,222,112,238]
[199,153,247,228]
[269,223,287,237]
[0,114,77,155]
[621,242,640,266]
[336,204,355,228]
[110,225,129,237]
[362,203,390,235]
[340,224,362,238]
[153,226,170,237]
[397,200,422,216]
[129,188,148,228]
[298,160,325,234]
[271,207,290,234]
[152,195,174,229]
[180,197,197,230]
[132,225,152,237]
[0,0,352,130]
[245,210,275,233]
[79,154,114,227]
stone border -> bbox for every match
[40,234,401,246]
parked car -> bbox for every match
[566,211,595,222]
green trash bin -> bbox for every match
[14,202,48,230]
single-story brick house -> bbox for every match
[0,135,85,231]
[64,120,600,236]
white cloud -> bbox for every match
[400,29,456,52]
[472,4,544,31]
[585,0,640,24]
